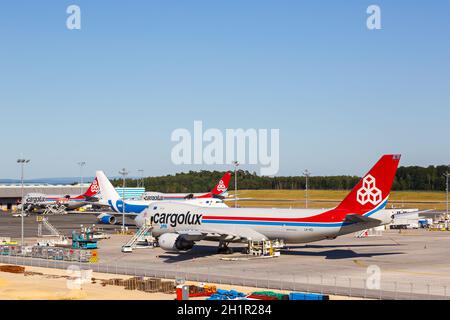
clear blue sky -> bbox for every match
[1,1,449,179]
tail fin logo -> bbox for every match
[216,180,227,193]
[90,178,100,194]
[357,175,382,206]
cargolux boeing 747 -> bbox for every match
[140,172,231,201]
[134,154,401,254]
[21,178,100,212]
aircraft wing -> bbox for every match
[232,227,268,241]
[83,201,111,208]
[176,226,268,242]
[91,211,139,218]
[223,197,254,201]
[410,209,434,216]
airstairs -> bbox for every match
[355,227,383,238]
[355,229,369,238]
[37,216,62,237]
[121,218,156,252]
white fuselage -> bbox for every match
[141,192,222,201]
[103,197,228,215]
[22,193,86,211]
[135,201,393,244]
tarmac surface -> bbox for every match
[1,212,450,299]
[0,211,135,238]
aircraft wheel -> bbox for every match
[217,245,233,254]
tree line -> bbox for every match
[112,165,450,193]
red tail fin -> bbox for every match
[211,172,232,196]
[336,154,401,214]
[197,172,232,199]
[76,177,100,199]
[211,172,231,196]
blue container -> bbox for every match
[304,293,322,300]
[230,290,245,297]
[289,292,327,300]
[207,294,227,300]
[207,289,247,300]
[289,293,305,300]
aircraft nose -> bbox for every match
[134,214,143,227]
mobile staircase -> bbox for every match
[121,218,156,253]
[355,229,369,238]
[37,216,62,237]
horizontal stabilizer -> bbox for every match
[344,214,380,224]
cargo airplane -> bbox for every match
[134,154,401,254]
[140,173,231,201]
[21,178,100,212]
[95,171,231,224]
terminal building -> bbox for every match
[0,184,145,211]
[115,187,146,200]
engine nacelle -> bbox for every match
[97,213,116,225]
[158,233,194,252]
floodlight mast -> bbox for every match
[119,168,129,232]
[17,158,30,247]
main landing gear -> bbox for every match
[217,241,233,254]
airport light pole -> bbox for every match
[303,169,311,209]
[77,161,86,194]
[17,158,30,247]
[232,161,240,208]
[138,169,144,188]
[445,169,450,217]
[119,168,129,232]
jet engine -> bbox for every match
[97,213,116,225]
[158,233,194,252]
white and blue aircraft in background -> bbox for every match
[95,171,231,224]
